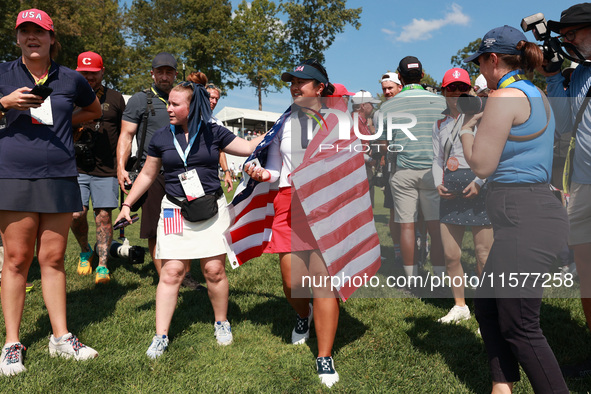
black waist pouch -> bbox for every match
[166,188,223,222]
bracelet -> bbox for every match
[459,129,475,137]
[223,169,231,173]
[122,203,132,209]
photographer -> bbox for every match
[541,3,591,379]
[70,52,125,284]
[461,25,568,393]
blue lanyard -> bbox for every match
[170,123,201,168]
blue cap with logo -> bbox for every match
[464,25,527,65]
[281,59,329,85]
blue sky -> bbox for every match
[123,0,571,114]
[219,0,569,114]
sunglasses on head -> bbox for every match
[445,83,470,93]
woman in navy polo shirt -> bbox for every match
[461,26,568,393]
[0,9,102,375]
[115,82,261,358]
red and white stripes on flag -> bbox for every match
[224,108,291,267]
[224,181,278,267]
[291,110,381,301]
[224,104,381,300]
[163,208,183,235]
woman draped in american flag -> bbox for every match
[242,59,380,388]
[115,82,263,358]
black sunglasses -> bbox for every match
[444,83,470,93]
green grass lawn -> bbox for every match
[1,182,590,392]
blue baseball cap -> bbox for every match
[281,60,329,85]
[464,25,527,65]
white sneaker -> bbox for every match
[0,342,27,376]
[292,304,313,345]
[48,333,98,360]
[214,321,233,346]
[438,305,470,323]
[317,356,339,388]
[146,335,169,359]
[559,262,578,280]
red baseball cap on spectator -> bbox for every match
[15,9,54,32]
[442,68,471,88]
[76,52,104,72]
[332,83,355,97]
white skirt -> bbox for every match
[155,194,230,260]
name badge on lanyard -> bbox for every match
[171,124,205,200]
[31,97,54,125]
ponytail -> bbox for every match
[496,41,543,72]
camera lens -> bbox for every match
[457,94,486,115]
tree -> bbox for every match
[123,0,235,95]
[281,0,361,64]
[421,71,439,90]
[230,0,289,110]
[450,38,481,80]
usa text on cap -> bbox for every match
[281,60,329,85]
[16,9,54,32]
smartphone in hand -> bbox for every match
[29,85,53,100]
[113,214,139,230]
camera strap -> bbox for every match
[570,84,591,140]
[132,89,155,172]
[443,114,464,167]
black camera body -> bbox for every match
[521,13,564,73]
[74,127,96,172]
[124,171,139,190]
[457,94,486,115]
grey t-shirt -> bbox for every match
[122,85,170,163]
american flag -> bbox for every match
[163,208,183,235]
[223,108,290,266]
[224,103,381,300]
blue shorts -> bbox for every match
[78,174,119,210]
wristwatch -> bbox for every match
[0,96,6,114]
[223,169,231,173]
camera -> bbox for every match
[521,13,564,73]
[74,126,96,172]
[457,94,486,115]
[108,238,145,265]
[124,171,139,190]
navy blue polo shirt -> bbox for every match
[0,58,96,179]
[147,122,236,198]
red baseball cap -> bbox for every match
[332,83,355,97]
[442,68,471,88]
[76,51,104,72]
[15,9,54,32]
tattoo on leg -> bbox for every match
[95,209,113,267]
